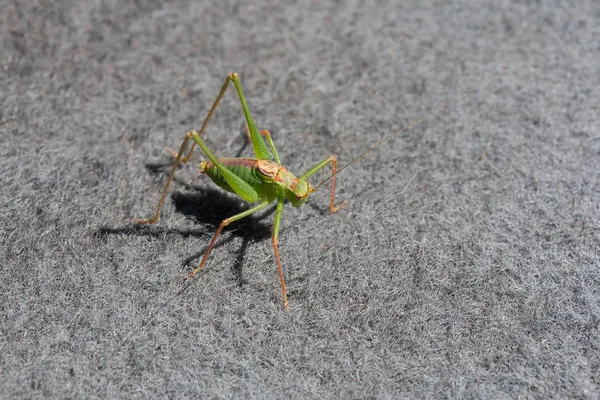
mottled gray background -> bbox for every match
[1,0,599,398]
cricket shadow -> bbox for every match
[98,183,275,287]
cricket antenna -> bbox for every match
[313,67,508,192]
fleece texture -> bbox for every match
[1,1,599,398]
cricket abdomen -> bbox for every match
[201,158,277,202]
[201,158,311,207]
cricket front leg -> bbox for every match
[300,155,347,213]
[134,133,194,224]
[272,197,289,311]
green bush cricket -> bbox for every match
[134,68,507,311]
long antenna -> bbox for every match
[313,67,507,191]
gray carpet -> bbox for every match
[2,1,599,398]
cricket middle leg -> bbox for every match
[185,201,270,280]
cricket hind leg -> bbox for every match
[136,125,262,224]
[167,72,272,163]
[185,201,270,279]
[135,73,261,224]
[165,73,238,164]
[134,133,195,224]
[300,155,347,213]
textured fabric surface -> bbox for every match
[2,1,599,398]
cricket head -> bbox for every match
[288,178,311,207]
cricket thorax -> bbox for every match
[255,160,311,207]
[255,159,280,179]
